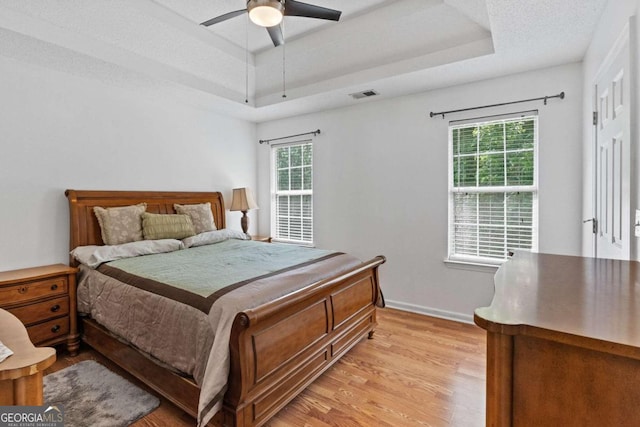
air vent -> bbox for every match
[349,90,379,100]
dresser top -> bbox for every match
[0,264,77,286]
[475,252,640,349]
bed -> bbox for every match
[65,189,385,427]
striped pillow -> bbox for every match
[142,213,196,240]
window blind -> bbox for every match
[449,115,538,262]
[272,142,313,244]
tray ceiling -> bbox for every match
[155,0,397,53]
[0,0,607,122]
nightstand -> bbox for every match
[252,235,272,243]
[0,264,79,355]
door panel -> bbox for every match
[595,35,630,260]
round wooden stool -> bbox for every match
[0,308,56,405]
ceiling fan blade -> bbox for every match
[284,0,342,21]
[267,25,284,47]
[200,9,246,27]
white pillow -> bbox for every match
[71,239,184,268]
[182,229,250,248]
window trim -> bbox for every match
[270,140,314,246]
[447,113,539,264]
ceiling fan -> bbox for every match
[200,0,342,47]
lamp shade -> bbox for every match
[248,1,284,27]
[230,188,258,212]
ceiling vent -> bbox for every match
[349,90,379,100]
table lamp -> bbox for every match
[230,187,258,236]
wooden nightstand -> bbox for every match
[0,264,79,355]
[252,235,272,243]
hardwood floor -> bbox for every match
[46,308,486,426]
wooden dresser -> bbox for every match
[475,252,640,426]
[0,264,79,355]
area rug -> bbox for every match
[43,360,160,427]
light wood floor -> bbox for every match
[46,308,486,426]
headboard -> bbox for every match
[65,190,226,261]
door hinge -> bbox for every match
[593,111,598,126]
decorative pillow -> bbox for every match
[94,203,147,245]
[142,213,196,240]
[174,202,216,234]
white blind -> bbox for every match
[272,142,313,244]
[449,115,538,262]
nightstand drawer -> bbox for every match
[26,316,69,345]
[6,296,69,326]
[0,277,67,305]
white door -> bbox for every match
[594,29,631,260]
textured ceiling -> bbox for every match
[0,0,608,122]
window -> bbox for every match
[271,142,313,244]
[448,113,538,264]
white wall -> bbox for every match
[256,63,583,322]
[0,45,586,322]
[582,0,640,258]
[0,56,257,271]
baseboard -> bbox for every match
[384,300,474,325]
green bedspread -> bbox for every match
[98,239,339,312]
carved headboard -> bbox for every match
[65,190,226,262]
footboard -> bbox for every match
[222,256,386,427]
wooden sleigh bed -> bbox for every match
[65,189,385,427]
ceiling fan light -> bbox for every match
[248,1,284,27]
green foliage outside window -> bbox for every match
[276,144,313,192]
[452,119,535,188]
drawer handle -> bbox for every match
[51,284,58,291]
[18,286,28,294]
[51,325,61,333]
[51,304,61,312]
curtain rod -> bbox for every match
[259,129,321,145]
[430,92,565,119]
